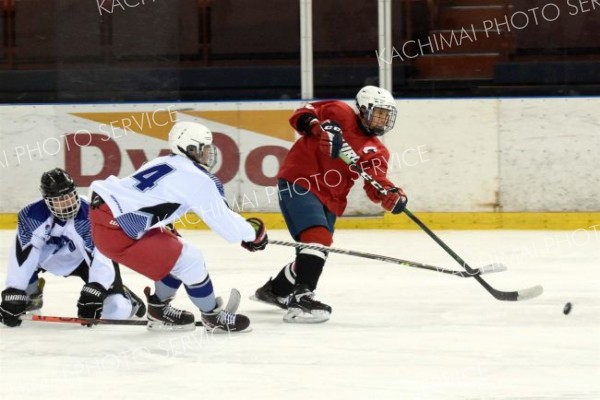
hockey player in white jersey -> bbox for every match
[0,168,146,328]
[89,121,268,332]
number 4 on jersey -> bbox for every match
[132,163,174,191]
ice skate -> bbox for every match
[250,279,289,310]
[144,287,196,331]
[201,288,251,333]
[284,284,331,323]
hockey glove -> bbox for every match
[0,288,28,327]
[241,218,268,252]
[77,282,108,322]
[382,187,408,214]
[319,121,344,159]
[295,112,321,136]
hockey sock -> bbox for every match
[294,226,331,291]
[184,275,217,313]
[294,251,326,292]
[155,274,182,301]
[270,262,296,297]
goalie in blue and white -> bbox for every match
[0,168,146,327]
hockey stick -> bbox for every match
[401,209,543,301]
[269,239,506,277]
[14,289,242,328]
[339,151,542,301]
[19,314,203,327]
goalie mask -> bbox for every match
[40,168,81,220]
[168,121,217,170]
[355,86,398,136]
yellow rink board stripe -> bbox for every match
[0,212,598,231]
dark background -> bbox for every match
[1,0,599,103]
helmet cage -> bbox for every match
[43,192,81,220]
[40,168,80,220]
[180,142,217,171]
[359,104,397,136]
[355,86,398,136]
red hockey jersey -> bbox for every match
[278,100,395,216]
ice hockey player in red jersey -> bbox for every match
[253,86,407,323]
[89,122,268,332]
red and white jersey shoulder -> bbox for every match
[90,155,255,242]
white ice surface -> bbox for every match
[0,228,599,400]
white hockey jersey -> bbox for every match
[89,154,256,242]
[5,198,117,291]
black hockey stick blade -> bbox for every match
[335,153,543,301]
[269,239,506,278]
[403,208,544,301]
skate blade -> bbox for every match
[283,308,330,324]
[146,320,197,332]
[203,325,253,334]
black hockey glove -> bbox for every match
[0,288,28,327]
[241,218,268,252]
[319,121,344,159]
[295,112,320,136]
[77,282,108,322]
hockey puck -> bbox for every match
[563,302,572,315]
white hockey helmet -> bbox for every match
[168,121,217,170]
[355,85,397,136]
